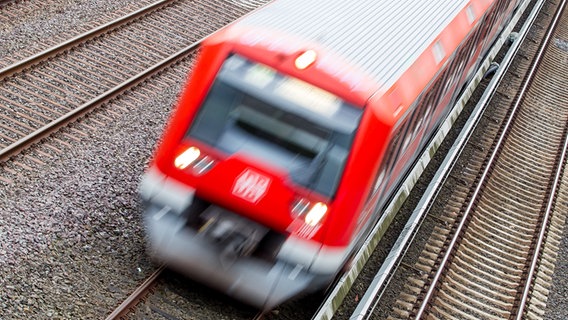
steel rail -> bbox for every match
[105,265,165,320]
[107,263,268,319]
[513,109,568,320]
[513,2,567,318]
[0,34,203,163]
[414,0,567,317]
[0,0,174,80]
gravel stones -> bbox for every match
[0,74,183,318]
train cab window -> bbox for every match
[187,54,363,197]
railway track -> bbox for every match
[105,266,266,319]
[344,0,567,319]
[0,0,158,68]
[0,1,563,318]
[105,265,166,320]
[0,0,270,182]
[0,0,170,77]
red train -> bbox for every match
[139,0,522,309]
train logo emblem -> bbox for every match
[232,169,271,203]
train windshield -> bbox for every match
[186,54,362,197]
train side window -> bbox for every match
[414,78,439,130]
[364,158,389,205]
[434,68,449,104]
[463,30,480,62]
[403,100,425,146]
[384,131,402,172]
[441,57,467,98]
[402,92,436,157]
[477,7,495,47]
[401,132,412,153]
[363,129,398,205]
[373,168,386,194]
[471,16,484,44]
[409,109,423,138]
[435,36,469,103]
[480,0,504,45]
[396,110,416,156]
[413,101,433,137]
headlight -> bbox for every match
[288,198,328,239]
[174,146,216,175]
[305,202,327,226]
[174,146,201,169]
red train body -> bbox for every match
[140,0,522,309]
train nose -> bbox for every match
[143,203,330,310]
[139,168,334,309]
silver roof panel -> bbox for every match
[236,0,471,87]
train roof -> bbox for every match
[233,0,472,89]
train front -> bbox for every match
[139,33,370,309]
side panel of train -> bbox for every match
[351,0,521,240]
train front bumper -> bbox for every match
[143,204,329,309]
[139,167,331,309]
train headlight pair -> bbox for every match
[174,146,215,175]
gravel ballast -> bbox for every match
[0,78,182,317]
[0,0,154,65]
